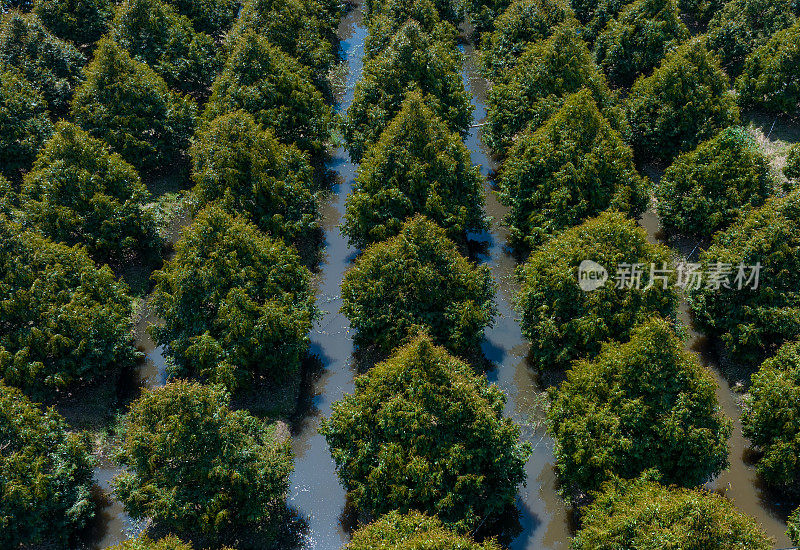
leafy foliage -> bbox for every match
[344,20,472,162]
[33,0,112,46]
[790,506,800,545]
[787,143,800,182]
[594,0,689,87]
[341,216,495,356]
[343,92,485,249]
[204,30,332,156]
[0,66,53,182]
[161,0,241,36]
[321,335,530,531]
[499,90,647,250]
[346,511,502,550]
[0,11,85,115]
[364,0,457,61]
[0,383,95,548]
[735,20,800,116]
[626,40,739,161]
[0,217,136,395]
[108,535,197,550]
[678,0,724,23]
[191,111,318,243]
[110,0,218,96]
[572,475,773,549]
[572,0,630,43]
[150,206,315,391]
[548,318,731,497]
[656,126,774,238]
[517,211,678,371]
[688,192,800,364]
[20,122,160,262]
[71,37,197,173]
[366,0,457,23]
[114,380,293,539]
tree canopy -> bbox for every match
[108,535,198,550]
[150,206,315,391]
[190,111,318,244]
[569,0,630,43]
[346,511,502,550]
[625,39,739,161]
[0,382,95,548]
[363,0,457,61]
[517,211,678,372]
[787,143,800,183]
[71,37,197,173]
[33,0,112,46]
[343,92,485,249]
[499,89,647,250]
[114,380,293,540]
[548,318,731,497]
[572,475,773,549]
[20,121,160,262]
[321,335,530,531]
[656,126,774,238]
[161,0,241,36]
[341,215,495,357]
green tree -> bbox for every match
[572,475,773,549]
[594,0,690,87]
[321,335,530,531]
[204,30,332,157]
[364,0,457,61]
[742,341,800,490]
[735,20,800,116]
[71,37,197,173]
[20,122,160,262]
[346,511,502,550]
[150,206,315,391]
[518,211,678,371]
[499,90,647,250]
[656,126,773,238]
[571,0,630,43]
[366,0,457,23]
[110,0,218,96]
[484,23,624,156]
[626,39,739,162]
[688,192,800,364]
[161,0,241,36]
[0,382,95,548]
[344,20,472,162]
[678,0,724,24]
[108,535,197,550]
[343,92,485,249]
[790,506,800,545]
[548,318,731,497]
[706,0,796,77]
[341,215,495,356]
[191,111,318,243]
[787,143,800,182]
[114,380,293,540]
[33,0,112,46]
[0,66,53,182]
[0,11,85,115]
[0,217,136,396]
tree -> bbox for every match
[656,126,774,238]
[114,380,293,541]
[190,111,318,243]
[484,23,624,156]
[366,0,457,23]
[341,215,495,357]
[706,0,796,77]
[499,90,647,250]
[481,0,577,81]
[570,0,630,43]
[688,192,800,365]
[109,536,197,550]
[71,37,197,173]
[735,20,800,116]
[790,506,800,545]
[0,66,53,182]
[20,122,160,262]
[626,39,739,162]
[343,92,485,249]
[346,511,502,550]
[109,0,218,96]
[572,475,773,549]
[161,0,240,36]
[678,0,724,24]
[548,318,731,497]
[517,211,678,372]
[364,0,457,61]
[787,143,800,182]
[0,11,85,115]
[204,30,332,157]
[150,206,315,391]
[344,20,472,162]
[321,335,530,531]
[594,0,690,87]
[33,0,112,46]
[0,217,136,396]
[0,382,95,548]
